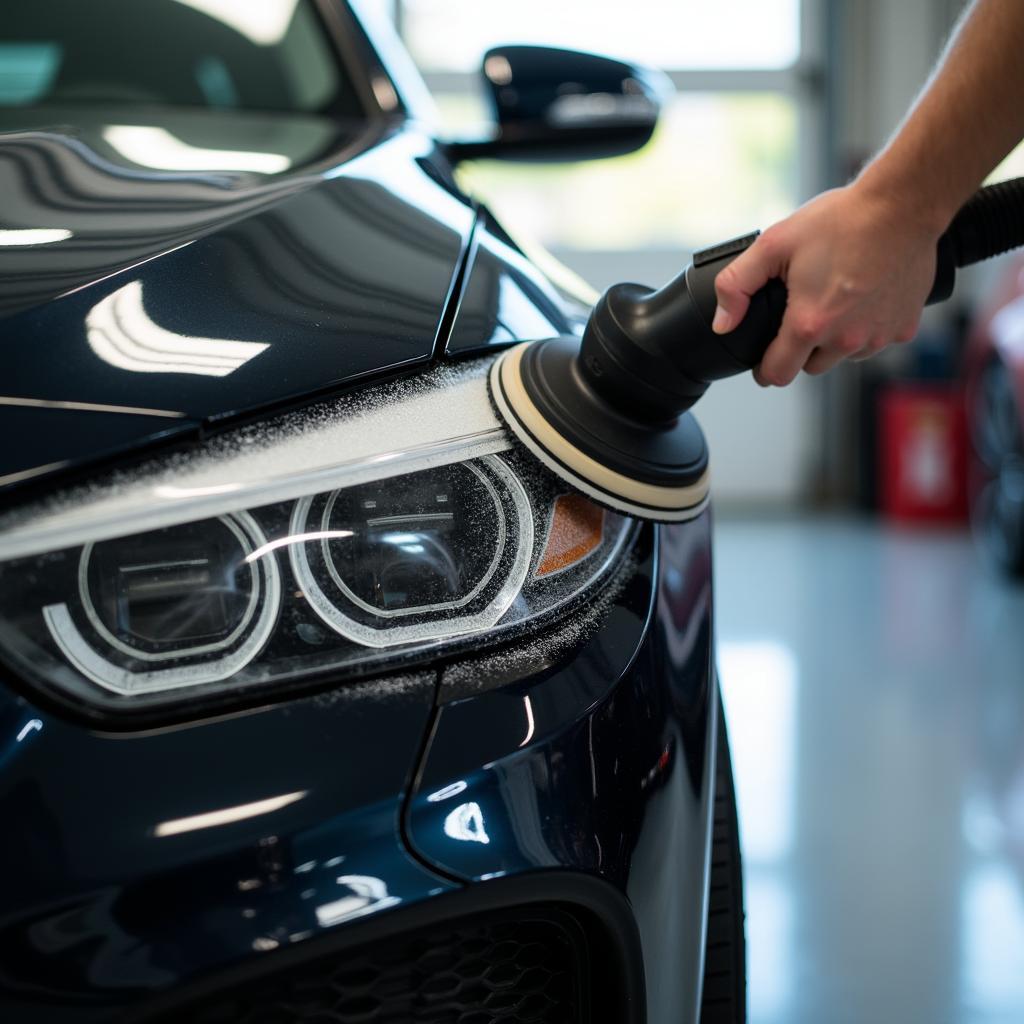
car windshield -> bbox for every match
[0,0,362,117]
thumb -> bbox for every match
[712,235,778,334]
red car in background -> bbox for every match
[966,255,1024,577]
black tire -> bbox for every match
[699,697,746,1024]
[970,359,1024,578]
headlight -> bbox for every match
[0,360,636,716]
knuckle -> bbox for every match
[836,277,868,302]
[759,224,784,255]
[851,337,887,361]
[790,314,822,345]
[835,334,864,356]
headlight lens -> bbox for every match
[0,363,636,713]
[41,510,282,695]
[291,456,533,648]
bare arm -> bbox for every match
[713,0,1024,386]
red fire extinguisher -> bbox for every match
[879,383,968,523]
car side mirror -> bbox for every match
[446,45,672,163]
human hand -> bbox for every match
[712,182,945,386]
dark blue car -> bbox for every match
[0,2,744,1021]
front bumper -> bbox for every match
[0,516,716,1023]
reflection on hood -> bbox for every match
[0,108,358,316]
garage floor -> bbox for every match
[714,516,1024,1024]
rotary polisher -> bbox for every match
[489,178,1024,522]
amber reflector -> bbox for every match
[536,494,605,577]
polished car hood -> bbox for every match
[0,110,474,491]
[0,108,366,313]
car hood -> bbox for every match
[0,109,475,491]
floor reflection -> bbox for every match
[715,516,1024,1024]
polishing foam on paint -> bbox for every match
[489,339,711,523]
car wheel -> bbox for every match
[970,359,1024,577]
[699,697,746,1024]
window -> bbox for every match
[389,0,820,266]
[437,92,798,253]
[0,0,360,117]
[401,0,800,72]
[0,44,61,105]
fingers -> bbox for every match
[754,308,830,386]
[803,344,851,376]
[849,335,889,362]
[756,327,897,384]
[713,233,782,334]
[893,319,920,345]
[756,318,873,385]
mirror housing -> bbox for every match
[446,45,672,163]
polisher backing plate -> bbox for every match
[488,341,711,523]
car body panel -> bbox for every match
[967,257,1024,369]
[444,215,576,355]
[0,406,200,490]
[0,109,365,318]
[407,519,715,1023]
[0,671,457,1017]
[964,256,1024,473]
[964,255,1024,571]
[0,4,720,1022]
[0,122,477,489]
[0,518,715,1024]
[974,257,1024,389]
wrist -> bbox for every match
[852,157,959,239]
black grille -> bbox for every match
[155,908,588,1024]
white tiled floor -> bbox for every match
[714,516,1024,1024]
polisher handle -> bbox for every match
[578,178,1024,419]
[687,176,1024,376]
[683,236,786,378]
[683,230,956,376]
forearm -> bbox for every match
[856,0,1024,233]
[713,0,1024,384]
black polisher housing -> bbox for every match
[489,179,1024,522]
[489,233,784,521]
